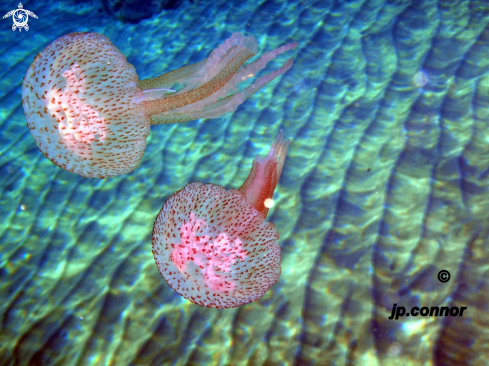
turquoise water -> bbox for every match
[1,0,489,365]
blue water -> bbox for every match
[1,0,489,365]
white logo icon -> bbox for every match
[3,3,37,32]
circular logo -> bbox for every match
[13,9,28,28]
[438,270,450,283]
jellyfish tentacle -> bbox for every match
[148,43,298,125]
[150,113,194,125]
[150,94,236,125]
[240,58,295,100]
[138,59,208,91]
[238,131,291,218]
[168,57,295,122]
[139,33,258,95]
[141,47,256,116]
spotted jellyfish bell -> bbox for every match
[152,131,291,309]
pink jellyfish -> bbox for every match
[152,131,290,309]
[21,32,297,178]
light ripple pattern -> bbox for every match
[0,0,489,365]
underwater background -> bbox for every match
[1,0,489,365]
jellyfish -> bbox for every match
[21,32,298,178]
[152,131,290,309]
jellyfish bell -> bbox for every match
[22,33,150,178]
[22,32,298,178]
[152,132,290,309]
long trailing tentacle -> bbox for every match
[138,59,207,91]
[150,114,195,125]
[149,42,298,125]
[150,94,235,125]
[139,33,259,94]
[141,47,256,116]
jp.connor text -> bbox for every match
[388,304,467,320]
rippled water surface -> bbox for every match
[1,0,489,365]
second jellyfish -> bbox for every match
[152,131,290,309]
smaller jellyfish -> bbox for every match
[413,71,428,88]
[152,131,290,309]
